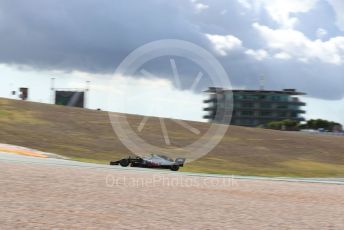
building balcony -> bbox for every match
[203,106,217,111]
[203,98,217,103]
[233,98,306,106]
[203,115,215,120]
[204,87,224,93]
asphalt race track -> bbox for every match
[1,152,344,185]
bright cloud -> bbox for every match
[0,64,204,121]
[206,33,269,61]
[253,23,344,64]
[316,28,328,39]
[239,0,319,28]
[302,96,344,125]
[274,52,292,60]
[237,0,252,9]
[245,49,269,60]
[205,34,243,56]
[327,0,344,31]
[190,0,209,13]
[206,33,270,61]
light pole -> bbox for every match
[51,78,55,104]
[259,75,265,90]
[85,80,90,108]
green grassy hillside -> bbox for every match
[1,97,344,177]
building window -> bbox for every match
[234,95,243,100]
[225,94,233,100]
[270,95,280,101]
[291,112,298,118]
[276,104,288,109]
[241,102,254,108]
[242,111,254,116]
[243,95,259,100]
[278,112,287,117]
[260,103,271,108]
[260,111,272,117]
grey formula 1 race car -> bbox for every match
[110,154,186,171]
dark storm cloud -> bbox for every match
[0,0,208,72]
[0,0,343,100]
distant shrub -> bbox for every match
[266,119,299,131]
[304,119,341,131]
[267,121,283,130]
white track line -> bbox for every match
[1,152,344,185]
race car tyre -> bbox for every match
[119,159,130,167]
[170,165,180,171]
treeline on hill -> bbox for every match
[265,119,342,132]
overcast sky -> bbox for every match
[0,0,343,124]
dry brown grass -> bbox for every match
[1,97,344,177]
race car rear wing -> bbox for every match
[175,158,186,167]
